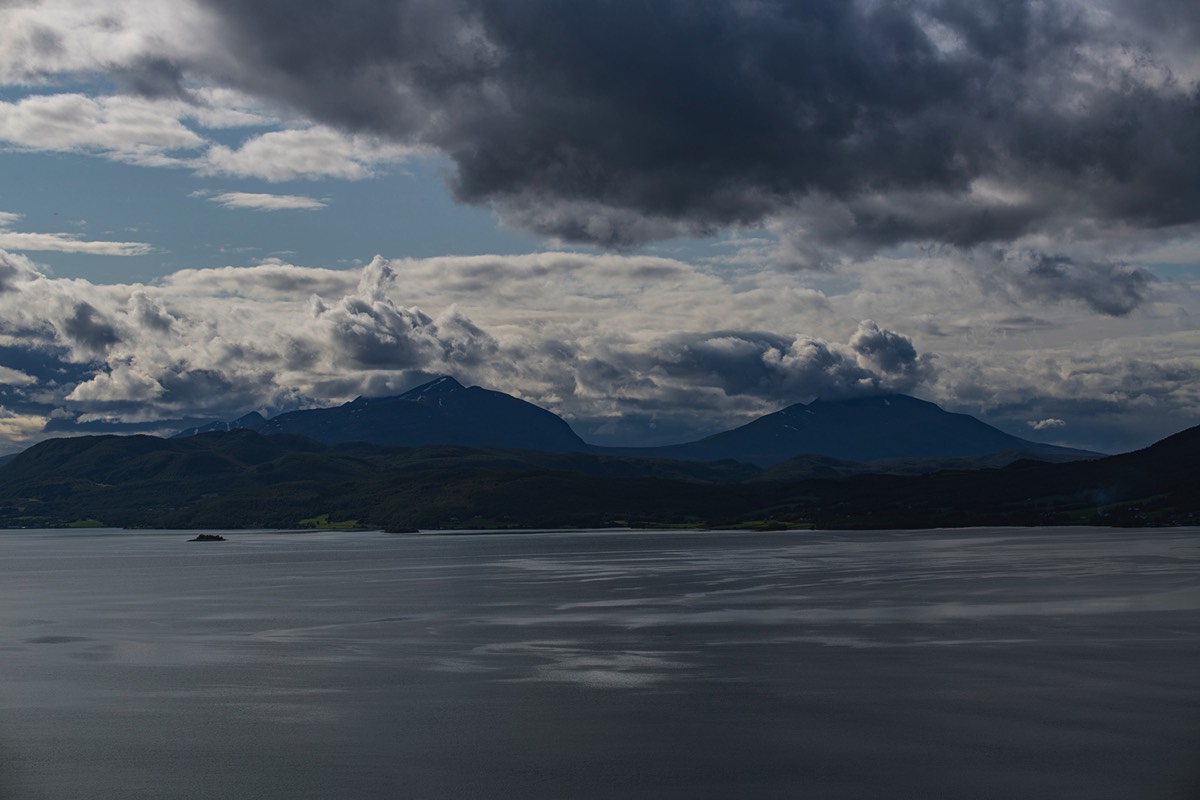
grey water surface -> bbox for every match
[1,526,1198,799]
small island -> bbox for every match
[188,533,227,542]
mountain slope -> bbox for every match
[750,448,1090,482]
[788,422,1200,529]
[176,380,1093,467]
[612,394,1094,466]
[257,377,588,452]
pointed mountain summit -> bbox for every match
[255,377,588,452]
[618,394,1095,466]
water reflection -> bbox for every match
[0,527,1197,799]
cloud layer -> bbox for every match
[0,247,1195,453]
[4,0,1200,261]
[0,213,153,256]
[207,192,327,212]
[1,1,1199,455]
[178,0,1200,259]
[0,248,930,449]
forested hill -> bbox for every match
[0,424,1195,531]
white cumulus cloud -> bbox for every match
[0,211,153,256]
[0,93,204,163]
[0,231,153,256]
[209,192,328,212]
[200,127,418,182]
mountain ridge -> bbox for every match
[248,377,588,452]
[172,377,1096,466]
[0,421,1193,530]
[622,393,1094,466]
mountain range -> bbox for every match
[173,376,1093,468]
[11,375,1183,532]
[0,418,1194,531]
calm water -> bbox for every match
[1,526,1197,799]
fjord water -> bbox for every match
[1,528,1197,799]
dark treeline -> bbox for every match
[0,426,1197,531]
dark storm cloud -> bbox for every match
[314,295,440,368]
[111,56,189,99]
[850,320,921,374]
[434,307,500,366]
[639,324,932,401]
[194,0,1200,251]
[652,331,800,397]
[153,364,286,412]
[199,0,476,133]
[996,252,1155,316]
[62,302,120,353]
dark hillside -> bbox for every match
[258,377,588,452]
[0,425,1194,530]
[606,395,1095,466]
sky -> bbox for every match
[0,0,1198,455]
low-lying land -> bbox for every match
[0,423,1196,530]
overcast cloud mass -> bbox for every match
[0,0,1198,453]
